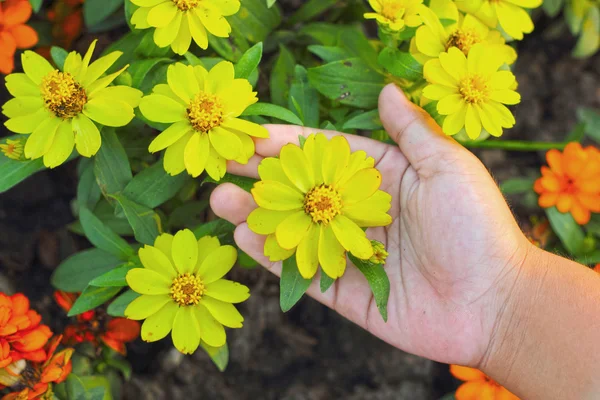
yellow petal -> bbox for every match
[201,297,244,328]
[141,301,178,342]
[188,12,209,50]
[82,52,122,88]
[184,132,210,178]
[21,51,54,85]
[2,96,43,118]
[171,14,192,55]
[424,58,457,87]
[257,158,295,188]
[340,168,382,205]
[195,303,226,347]
[496,1,533,40]
[303,133,327,185]
[90,86,143,108]
[296,223,320,279]
[63,51,82,77]
[209,126,242,160]
[208,0,240,15]
[205,146,227,181]
[442,104,467,135]
[167,63,198,104]
[489,89,521,105]
[251,181,304,211]
[231,129,254,164]
[337,150,375,187]
[139,245,177,277]
[193,65,209,91]
[280,143,314,192]
[264,233,295,261]
[83,98,135,127]
[208,61,235,94]
[197,245,237,284]
[5,108,52,134]
[131,0,166,6]
[72,114,101,157]
[342,191,393,227]
[147,1,178,27]
[196,5,231,37]
[204,280,250,304]
[24,117,60,159]
[86,65,129,97]
[125,294,171,320]
[490,70,516,90]
[171,229,199,274]
[318,224,346,279]
[164,132,192,176]
[77,40,97,81]
[154,233,174,261]
[247,208,295,235]
[131,7,151,29]
[439,47,467,81]
[221,118,268,138]
[126,268,172,295]
[139,94,187,123]
[467,43,503,76]
[330,215,374,260]
[152,83,186,105]
[154,12,182,47]
[43,120,74,168]
[322,135,350,185]
[149,121,192,153]
[172,307,201,354]
[275,211,313,250]
[218,80,257,117]
[422,84,458,100]
[5,73,39,97]
[477,103,503,137]
[464,104,482,139]
[194,236,221,273]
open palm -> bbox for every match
[210,84,530,368]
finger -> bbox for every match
[234,223,377,331]
[226,154,263,179]
[378,84,465,175]
[258,124,393,163]
[210,183,257,225]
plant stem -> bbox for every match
[459,140,568,151]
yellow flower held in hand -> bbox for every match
[364,0,423,31]
[130,0,240,55]
[247,133,393,280]
[411,5,516,65]
[125,230,250,354]
[139,61,268,180]
[455,0,542,40]
[2,40,142,168]
[422,43,520,139]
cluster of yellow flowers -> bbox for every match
[366,0,541,140]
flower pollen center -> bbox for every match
[304,184,342,224]
[187,92,224,133]
[41,70,87,119]
[446,29,481,55]
[171,0,201,11]
[381,1,405,21]
[171,273,205,306]
[458,75,490,105]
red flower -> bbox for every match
[54,291,140,355]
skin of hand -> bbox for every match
[210,83,533,369]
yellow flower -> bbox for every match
[130,0,240,55]
[247,134,393,280]
[455,0,542,40]
[2,40,142,168]
[422,44,520,139]
[369,241,389,265]
[125,230,250,354]
[410,4,517,65]
[139,61,268,180]
[364,0,423,31]
[0,138,25,160]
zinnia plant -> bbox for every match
[0,0,38,74]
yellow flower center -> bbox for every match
[380,1,405,21]
[170,273,205,306]
[458,75,490,105]
[171,0,201,11]
[446,29,482,55]
[304,184,342,224]
[41,70,87,119]
[187,92,224,133]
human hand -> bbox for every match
[210,83,532,368]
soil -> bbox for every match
[0,8,599,400]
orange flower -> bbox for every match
[450,365,519,400]
[0,294,52,368]
[47,0,84,50]
[1,335,73,400]
[594,264,600,273]
[525,217,552,248]
[0,0,38,74]
[534,143,600,225]
[54,291,140,355]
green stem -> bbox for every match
[459,140,568,151]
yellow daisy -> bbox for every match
[411,4,517,65]
[455,0,542,40]
[0,138,25,161]
[125,229,250,354]
[130,0,240,55]
[2,40,142,168]
[422,44,521,139]
[139,61,268,180]
[364,0,423,31]
[247,134,393,280]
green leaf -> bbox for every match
[107,290,140,317]
[79,207,134,259]
[192,219,236,242]
[542,0,565,17]
[79,376,112,400]
[338,27,381,73]
[135,31,171,58]
[576,250,600,265]
[29,0,43,12]
[577,107,600,143]
[564,122,586,142]
[289,65,319,128]
[267,0,277,7]
[378,47,423,81]
[84,0,124,27]
[499,178,535,194]
[242,102,303,125]
[203,173,257,192]
[438,394,457,400]
[546,207,586,255]
[586,214,600,236]
[94,128,132,196]
[270,45,296,107]
[320,273,335,293]
[52,249,123,292]
[124,0,137,31]
[228,0,281,44]
[78,161,102,210]
[67,375,88,400]
[235,42,263,79]
[308,45,351,63]
[68,286,122,316]
[201,342,229,372]
[128,58,171,90]
[104,357,132,380]
[51,46,68,70]
[70,200,135,237]
[342,109,382,131]
[111,195,160,245]
[123,161,189,209]
[167,200,209,230]
[308,58,385,109]
[289,0,337,24]
[573,6,600,58]
[348,252,391,322]
[298,135,307,149]
[280,255,313,312]
[89,264,136,287]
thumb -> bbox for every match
[378,83,464,174]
